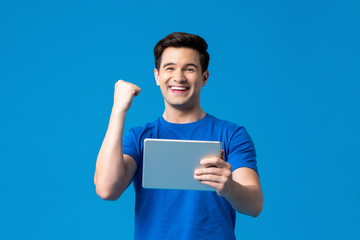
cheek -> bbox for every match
[159,74,171,86]
[158,81,168,93]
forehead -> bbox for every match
[161,47,200,66]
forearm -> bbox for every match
[223,180,263,217]
[94,110,127,200]
[194,158,263,217]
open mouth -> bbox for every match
[169,85,190,94]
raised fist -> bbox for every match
[112,80,141,114]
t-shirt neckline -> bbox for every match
[160,113,211,129]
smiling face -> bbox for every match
[154,47,209,111]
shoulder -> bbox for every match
[208,115,258,173]
[123,118,161,160]
[206,114,254,155]
[125,118,160,141]
[207,114,248,137]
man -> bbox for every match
[94,32,263,239]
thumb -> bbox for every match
[133,87,141,96]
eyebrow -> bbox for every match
[184,63,199,69]
[162,62,175,68]
[162,63,199,69]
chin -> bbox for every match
[167,101,191,110]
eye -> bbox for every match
[165,67,175,71]
[185,67,195,72]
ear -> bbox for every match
[154,68,160,86]
[201,69,209,86]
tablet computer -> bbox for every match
[142,138,222,191]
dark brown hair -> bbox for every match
[154,32,210,73]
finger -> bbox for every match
[198,180,221,190]
[221,149,225,160]
[200,158,228,168]
[199,180,228,195]
[194,167,228,176]
[115,79,127,86]
[194,174,227,183]
[133,87,141,96]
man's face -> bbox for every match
[154,47,209,111]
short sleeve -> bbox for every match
[227,126,258,175]
[123,130,140,165]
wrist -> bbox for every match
[222,179,237,198]
[111,107,127,117]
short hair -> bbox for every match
[154,32,210,73]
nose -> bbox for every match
[173,69,186,83]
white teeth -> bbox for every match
[171,86,188,90]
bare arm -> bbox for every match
[94,80,140,200]
[222,167,263,217]
[194,153,263,217]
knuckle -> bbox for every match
[227,163,232,171]
[115,80,125,88]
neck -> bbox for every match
[162,105,206,124]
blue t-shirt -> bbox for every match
[123,114,257,240]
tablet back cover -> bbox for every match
[142,138,221,191]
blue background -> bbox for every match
[1,0,359,239]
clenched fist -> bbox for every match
[112,80,141,114]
